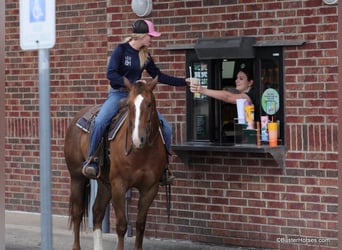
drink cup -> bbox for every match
[189,78,200,98]
[190,78,200,91]
[244,105,254,129]
[236,99,246,124]
[268,122,278,147]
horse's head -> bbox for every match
[124,77,159,149]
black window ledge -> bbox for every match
[171,143,286,168]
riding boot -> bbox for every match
[160,165,175,186]
[82,156,99,179]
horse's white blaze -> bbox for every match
[132,94,144,147]
[93,229,103,250]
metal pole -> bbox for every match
[88,180,110,233]
[38,48,52,250]
[0,0,5,248]
[88,180,96,228]
[125,189,132,237]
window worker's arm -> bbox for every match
[190,83,252,104]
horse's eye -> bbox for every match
[146,103,152,108]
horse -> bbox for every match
[64,77,167,250]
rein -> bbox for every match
[165,182,172,222]
[124,122,133,156]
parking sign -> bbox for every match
[20,0,55,50]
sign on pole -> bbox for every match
[20,0,55,50]
[20,1,55,249]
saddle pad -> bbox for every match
[76,105,101,133]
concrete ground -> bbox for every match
[5,210,265,250]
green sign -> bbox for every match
[261,88,279,115]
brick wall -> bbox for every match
[5,0,108,213]
[5,0,338,249]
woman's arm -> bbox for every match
[191,84,252,104]
[145,55,187,86]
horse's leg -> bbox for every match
[69,177,89,250]
[134,185,159,250]
[64,107,94,250]
[111,182,127,250]
[92,181,112,250]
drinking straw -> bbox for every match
[189,66,192,81]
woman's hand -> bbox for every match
[189,78,201,93]
[185,78,192,86]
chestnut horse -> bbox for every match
[64,77,167,250]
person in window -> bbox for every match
[82,19,191,186]
[190,66,255,106]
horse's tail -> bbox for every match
[68,179,91,230]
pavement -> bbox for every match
[5,210,263,250]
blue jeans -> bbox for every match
[158,112,171,152]
[88,89,171,157]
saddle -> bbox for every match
[76,103,128,141]
[75,103,128,178]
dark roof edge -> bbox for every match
[163,44,195,50]
[164,40,306,51]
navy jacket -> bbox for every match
[107,42,186,88]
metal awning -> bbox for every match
[254,40,305,47]
[194,37,256,60]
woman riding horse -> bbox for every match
[82,19,191,185]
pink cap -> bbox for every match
[132,20,161,37]
[144,20,161,37]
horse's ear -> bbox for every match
[123,77,133,90]
[148,76,158,91]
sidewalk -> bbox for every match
[5,210,264,250]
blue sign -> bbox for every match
[20,0,55,50]
[30,0,46,23]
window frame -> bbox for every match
[185,46,285,146]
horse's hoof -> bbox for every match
[82,162,99,179]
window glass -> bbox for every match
[220,60,254,143]
[257,47,284,144]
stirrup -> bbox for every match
[82,157,100,179]
[160,167,175,186]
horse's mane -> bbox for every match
[134,80,147,93]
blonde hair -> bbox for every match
[124,34,150,69]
